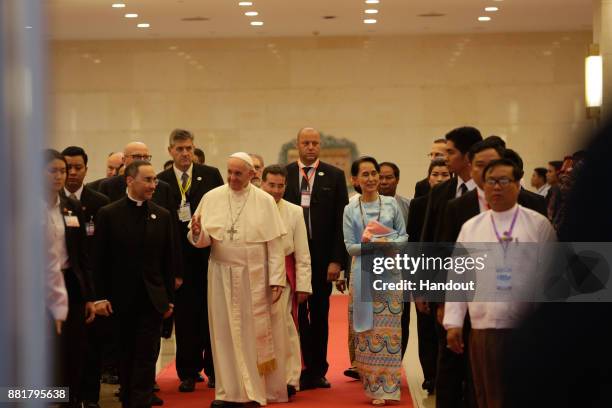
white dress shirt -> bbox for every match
[443,204,557,330]
[297,159,320,192]
[44,196,69,320]
[456,176,477,198]
[64,185,84,201]
[46,196,70,270]
[536,184,551,197]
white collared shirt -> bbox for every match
[456,176,477,198]
[173,163,193,185]
[64,185,84,201]
[536,184,551,197]
[298,159,320,191]
[45,196,70,270]
[476,186,489,213]
[443,204,557,330]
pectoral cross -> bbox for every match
[227,226,238,241]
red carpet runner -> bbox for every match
[156,295,412,407]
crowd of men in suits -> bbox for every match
[44,125,582,408]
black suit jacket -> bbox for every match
[420,177,459,243]
[283,161,348,282]
[99,174,184,276]
[78,186,110,223]
[414,177,430,199]
[95,198,175,314]
[406,195,428,242]
[60,195,95,302]
[439,188,549,243]
[157,164,224,283]
[86,178,105,192]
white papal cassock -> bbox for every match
[276,199,312,389]
[189,183,288,406]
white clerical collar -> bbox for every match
[173,163,193,181]
[127,191,145,206]
[298,159,320,170]
[490,203,520,222]
[64,185,84,201]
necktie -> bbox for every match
[181,172,189,192]
[459,183,468,196]
[69,193,77,201]
[301,167,312,238]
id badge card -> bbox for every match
[86,218,95,236]
[64,215,80,228]
[178,202,192,222]
[301,191,311,208]
[495,265,512,291]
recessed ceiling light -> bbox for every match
[250,21,264,26]
[365,0,380,4]
[125,13,138,18]
[485,7,499,12]
[365,9,379,14]
[239,1,253,6]
[478,16,491,22]
[245,11,259,16]
[112,3,126,8]
[364,19,377,24]
[137,23,150,28]
[25,25,32,29]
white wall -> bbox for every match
[50,31,593,196]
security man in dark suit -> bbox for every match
[45,149,97,407]
[440,143,547,243]
[61,146,112,407]
[406,157,451,394]
[94,161,176,408]
[283,127,349,390]
[419,127,483,408]
[157,129,224,392]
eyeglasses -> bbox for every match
[485,177,515,187]
[128,154,152,162]
[428,152,446,159]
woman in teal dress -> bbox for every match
[343,156,408,406]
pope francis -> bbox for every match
[189,152,288,407]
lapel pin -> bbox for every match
[197,176,202,181]
[318,171,324,176]
[151,214,157,220]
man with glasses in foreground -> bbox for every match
[443,158,556,408]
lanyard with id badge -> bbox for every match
[64,210,80,228]
[300,166,316,209]
[491,207,520,291]
[177,173,193,222]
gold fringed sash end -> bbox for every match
[257,358,277,376]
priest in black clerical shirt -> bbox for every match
[94,161,176,408]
